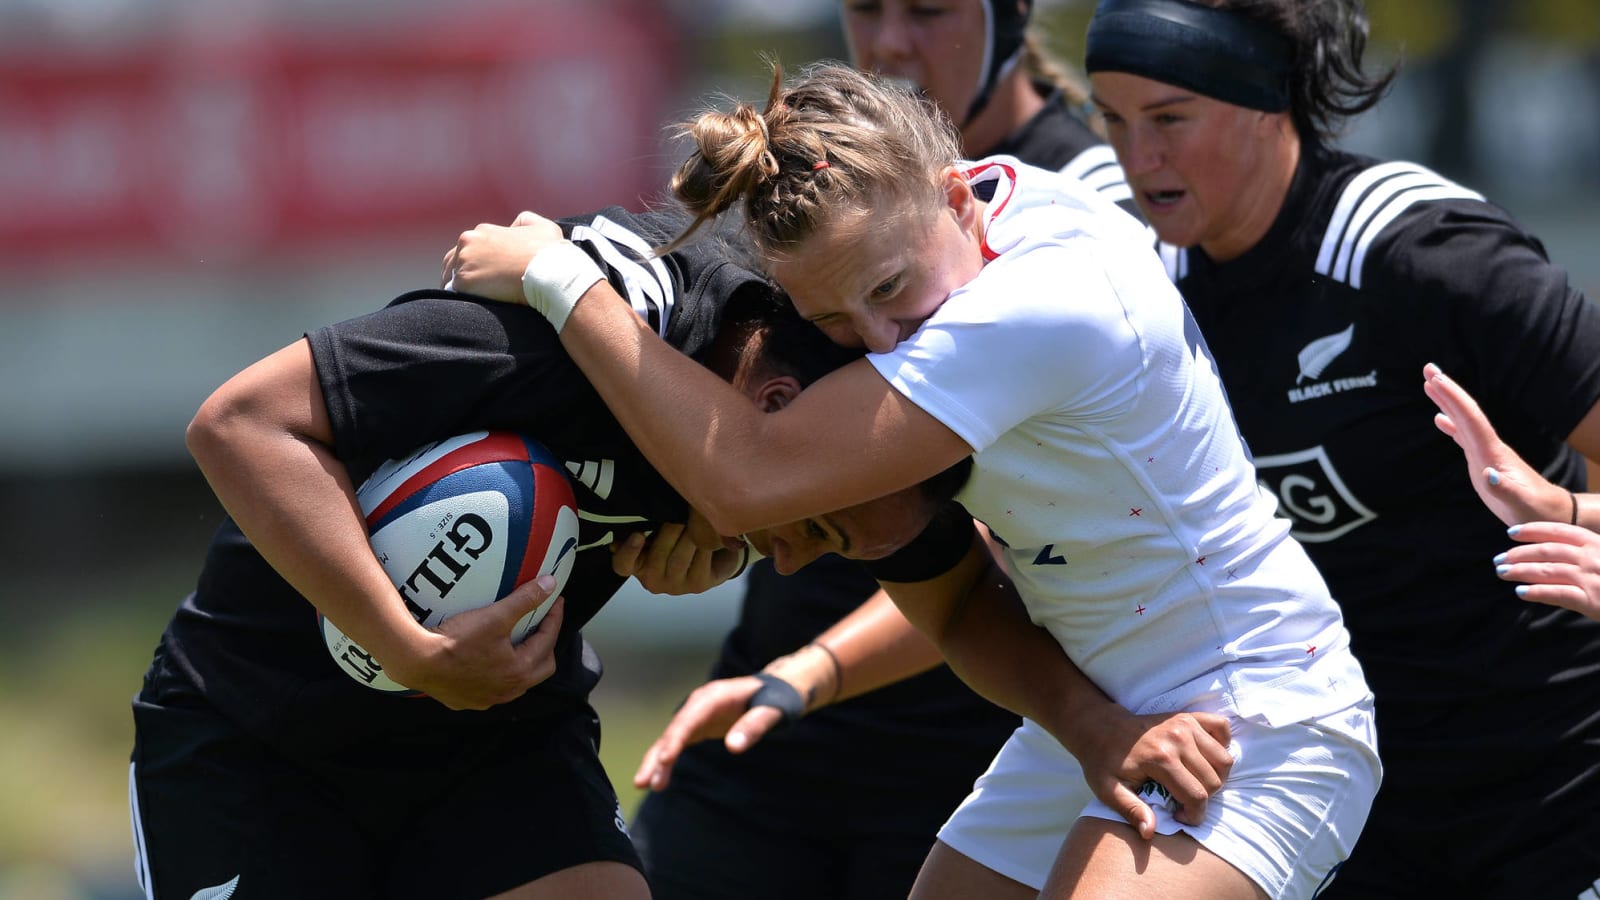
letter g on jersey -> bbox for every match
[1252,446,1376,543]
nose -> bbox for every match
[770,536,824,575]
[871,8,913,61]
[861,314,903,354]
[1119,124,1163,177]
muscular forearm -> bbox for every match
[187,340,430,675]
[557,283,809,532]
[883,535,1120,756]
[761,588,945,711]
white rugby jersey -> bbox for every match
[868,157,1369,725]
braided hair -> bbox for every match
[662,61,963,265]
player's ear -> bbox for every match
[753,375,803,412]
[941,166,977,231]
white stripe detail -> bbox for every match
[1345,184,1483,289]
[1060,145,1133,204]
[1316,162,1484,288]
[569,216,675,338]
[1330,170,1452,281]
[1576,888,1598,900]
[1315,161,1432,275]
[565,458,617,500]
[576,509,649,525]
[130,762,152,899]
[1158,242,1187,282]
[577,530,616,552]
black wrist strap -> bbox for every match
[747,672,805,727]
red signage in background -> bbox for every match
[0,2,682,265]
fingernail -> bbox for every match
[1515,585,1530,599]
[1487,468,1501,486]
[1495,565,1510,577]
[536,574,556,592]
[1492,552,1507,566]
[1507,525,1522,537]
[728,732,747,751]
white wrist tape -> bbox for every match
[521,241,605,333]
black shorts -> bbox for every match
[632,781,937,900]
[129,682,640,900]
[1320,761,1600,898]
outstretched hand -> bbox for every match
[1423,362,1572,526]
[1498,521,1600,621]
[1070,706,1234,840]
[441,210,564,303]
[388,576,566,711]
[632,675,787,792]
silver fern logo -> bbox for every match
[1297,325,1354,383]
[191,875,240,900]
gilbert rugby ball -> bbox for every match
[322,431,580,693]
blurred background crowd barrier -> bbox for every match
[0,0,1594,897]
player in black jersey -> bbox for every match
[126,206,965,900]
[624,5,1146,899]
[1085,0,1600,894]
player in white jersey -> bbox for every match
[626,5,1143,899]
[444,62,1378,898]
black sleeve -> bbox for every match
[1367,200,1600,437]
[864,502,977,583]
[307,293,621,474]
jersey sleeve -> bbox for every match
[868,237,1145,451]
[307,292,615,470]
[1365,200,1600,436]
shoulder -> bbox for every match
[556,206,769,357]
[1306,156,1534,293]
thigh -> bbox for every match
[131,693,377,900]
[388,706,643,900]
[631,783,835,900]
[909,839,1038,900]
[934,718,1091,890]
[1047,820,1266,900]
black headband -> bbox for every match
[1084,0,1292,112]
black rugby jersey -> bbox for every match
[148,207,770,756]
[1170,143,1600,789]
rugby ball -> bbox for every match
[322,431,581,693]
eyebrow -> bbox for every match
[1090,90,1196,113]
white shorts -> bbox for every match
[936,697,1380,899]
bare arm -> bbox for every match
[187,339,562,709]
[443,218,972,536]
[631,585,944,791]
